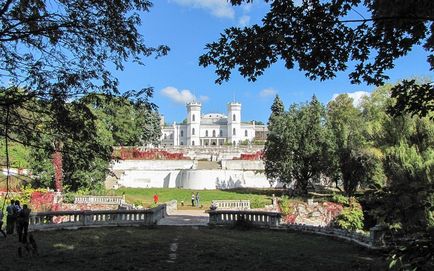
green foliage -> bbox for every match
[264,96,335,194]
[331,194,349,206]
[279,196,293,216]
[335,198,364,231]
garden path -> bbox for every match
[158,209,209,226]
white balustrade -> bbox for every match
[29,205,165,230]
[73,196,125,205]
[211,200,251,210]
[208,210,281,228]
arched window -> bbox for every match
[212,130,216,137]
[245,130,248,137]
[180,130,184,137]
[220,130,223,136]
[192,114,195,122]
[233,114,236,121]
[233,128,236,135]
[205,130,209,137]
[170,134,173,139]
[192,140,195,146]
[192,128,195,135]
[164,134,167,139]
[233,140,236,145]
[180,142,184,145]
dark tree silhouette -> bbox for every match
[200,0,433,116]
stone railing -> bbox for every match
[74,195,125,205]
[207,209,386,249]
[208,210,281,228]
[29,205,165,231]
[212,200,250,210]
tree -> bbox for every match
[327,94,383,195]
[264,96,334,194]
[270,95,285,118]
[0,1,167,190]
[200,0,434,116]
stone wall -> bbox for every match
[221,160,265,170]
[281,201,343,227]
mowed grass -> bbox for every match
[0,227,385,271]
[112,188,275,209]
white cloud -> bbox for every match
[259,88,277,97]
[171,0,235,18]
[331,91,370,107]
[239,15,250,26]
[161,86,208,104]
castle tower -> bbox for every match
[186,102,201,146]
[227,102,241,145]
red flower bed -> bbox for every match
[238,150,264,160]
[116,148,188,160]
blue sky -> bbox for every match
[112,0,433,124]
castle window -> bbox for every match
[181,130,184,137]
[192,114,195,122]
[233,114,236,121]
[205,130,209,137]
[192,128,195,135]
[245,130,248,137]
[192,140,195,146]
[164,134,167,139]
[233,128,236,135]
[213,130,216,137]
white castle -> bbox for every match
[160,102,267,147]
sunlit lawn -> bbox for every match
[111,187,279,209]
[0,227,385,271]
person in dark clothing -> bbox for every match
[17,204,31,243]
[6,199,16,234]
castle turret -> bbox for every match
[186,102,201,146]
[227,102,241,145]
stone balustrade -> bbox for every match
[74,195,125,205]
[211,200,251,210]
[208,210,281,228]
[207,209,386,249]
[29,205,165,231]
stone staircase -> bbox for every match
[196,160,221,169]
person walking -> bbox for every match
[153,193,159,204]
[17,204,31,243]
[195,192,200,208]
[6,199,16,234]
[14,200,22,236]
[191,193,195,207]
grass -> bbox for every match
[111,188,275,209]
[0,227,385,271]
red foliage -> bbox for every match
[52,151,63,192]
[30,191,55,212]
[238,150,264,160]
[117,148,187,160]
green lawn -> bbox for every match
[112,188,276,209]
[0,227,385,270]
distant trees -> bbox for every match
[0,92,161,191]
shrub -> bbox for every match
[279,196,293,216]
[249,197,263,209]
[331,193,349,206]
[335,197,364,231]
